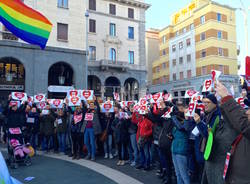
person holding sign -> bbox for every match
[194,93,237,184]
[68,101,87,160]
[25,106,40,153]
[215,82,250,184]
[82,96,102,161]
[54,109,68,154]
[39,105,56,153]
[3,95,27,130]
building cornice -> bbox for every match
[104,0,151,9]
[89,10,144,23]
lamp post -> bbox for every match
[85,10,89,89]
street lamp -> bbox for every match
[85,10,89,89]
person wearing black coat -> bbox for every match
[26,106,40,152]
[68,101,87,160]
[147,100,174,184]
[101,112,114,159]
[111,109,130,166]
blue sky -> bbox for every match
[145,0,250,74]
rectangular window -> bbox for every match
[183,27,186,33]
[218,48,223,56]
[202,66,207,75]
[173,59,176,66]
[217,13,221,21]
[179,42,183,49]
[201,32,206,41]
[179,57,183,64]
[89,0,96,10]
[217,31,222,39]
[186,38,191,47]
[109,23,116,36]
[200,15,205,24]
[187,54,191,62]
[172,44,176,52]
[162,36,166,44]
[89,19,96,33]
[162,49,166,56]
[219,65,224,73]
[187,70,192,78]
[128,27,134,39]
[58,0,68,8]
[156,66,160,72]
[180,72,184,80]
[173,73,176,81]
[190,23,194,30]
[57,23,68,41]
[89,46,96,60]
[128,51,134,64]
[201,50,206,58]
[109,4,116,15]
[128,8,134,19]
[181,91,186,97]
[162,63,166,69]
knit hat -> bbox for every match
[205,94,217,105]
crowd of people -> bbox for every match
[0,81,249,184]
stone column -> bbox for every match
[101,85,105,100]
[120,87,125,101]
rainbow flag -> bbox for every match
[0,0,52,49]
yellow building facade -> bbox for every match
[152,0,238,86]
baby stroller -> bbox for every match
[6,127,32,169]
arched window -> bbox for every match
[109,48,116,63]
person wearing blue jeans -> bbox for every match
[84,127,96,160]
[104,134,113,158]
[130,133,138,166]
[57,132,66,153]
[137,141,151,170]
[172,153,190,184]
[171,102,194,184]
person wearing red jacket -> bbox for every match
[135,114,153,171]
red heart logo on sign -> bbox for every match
[14,92,24,100]
[53,99,61,107]
[211,71,216,81]
[187,90,197,97]
[140,106,146,111]
[140,99,146,106]
[10,101,18,106]
[36,95,44,102]
[189,103,195,114]
[70,91,78,97]
[104,103,112,111]
[205,80,212,91]
[71,96,79,105]
[40,102,46,109]
[82,91,91,99]
[127,101,133,107]
[237,98,244,107]
[152,93,161,102]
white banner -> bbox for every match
[11,92,27,101]
[34,94,46,103]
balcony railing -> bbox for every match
[88,59,145,71]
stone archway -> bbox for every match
[88,75,101,97]
[104,76,121,99]
[124,78,139,101]
[48,62,74,98]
